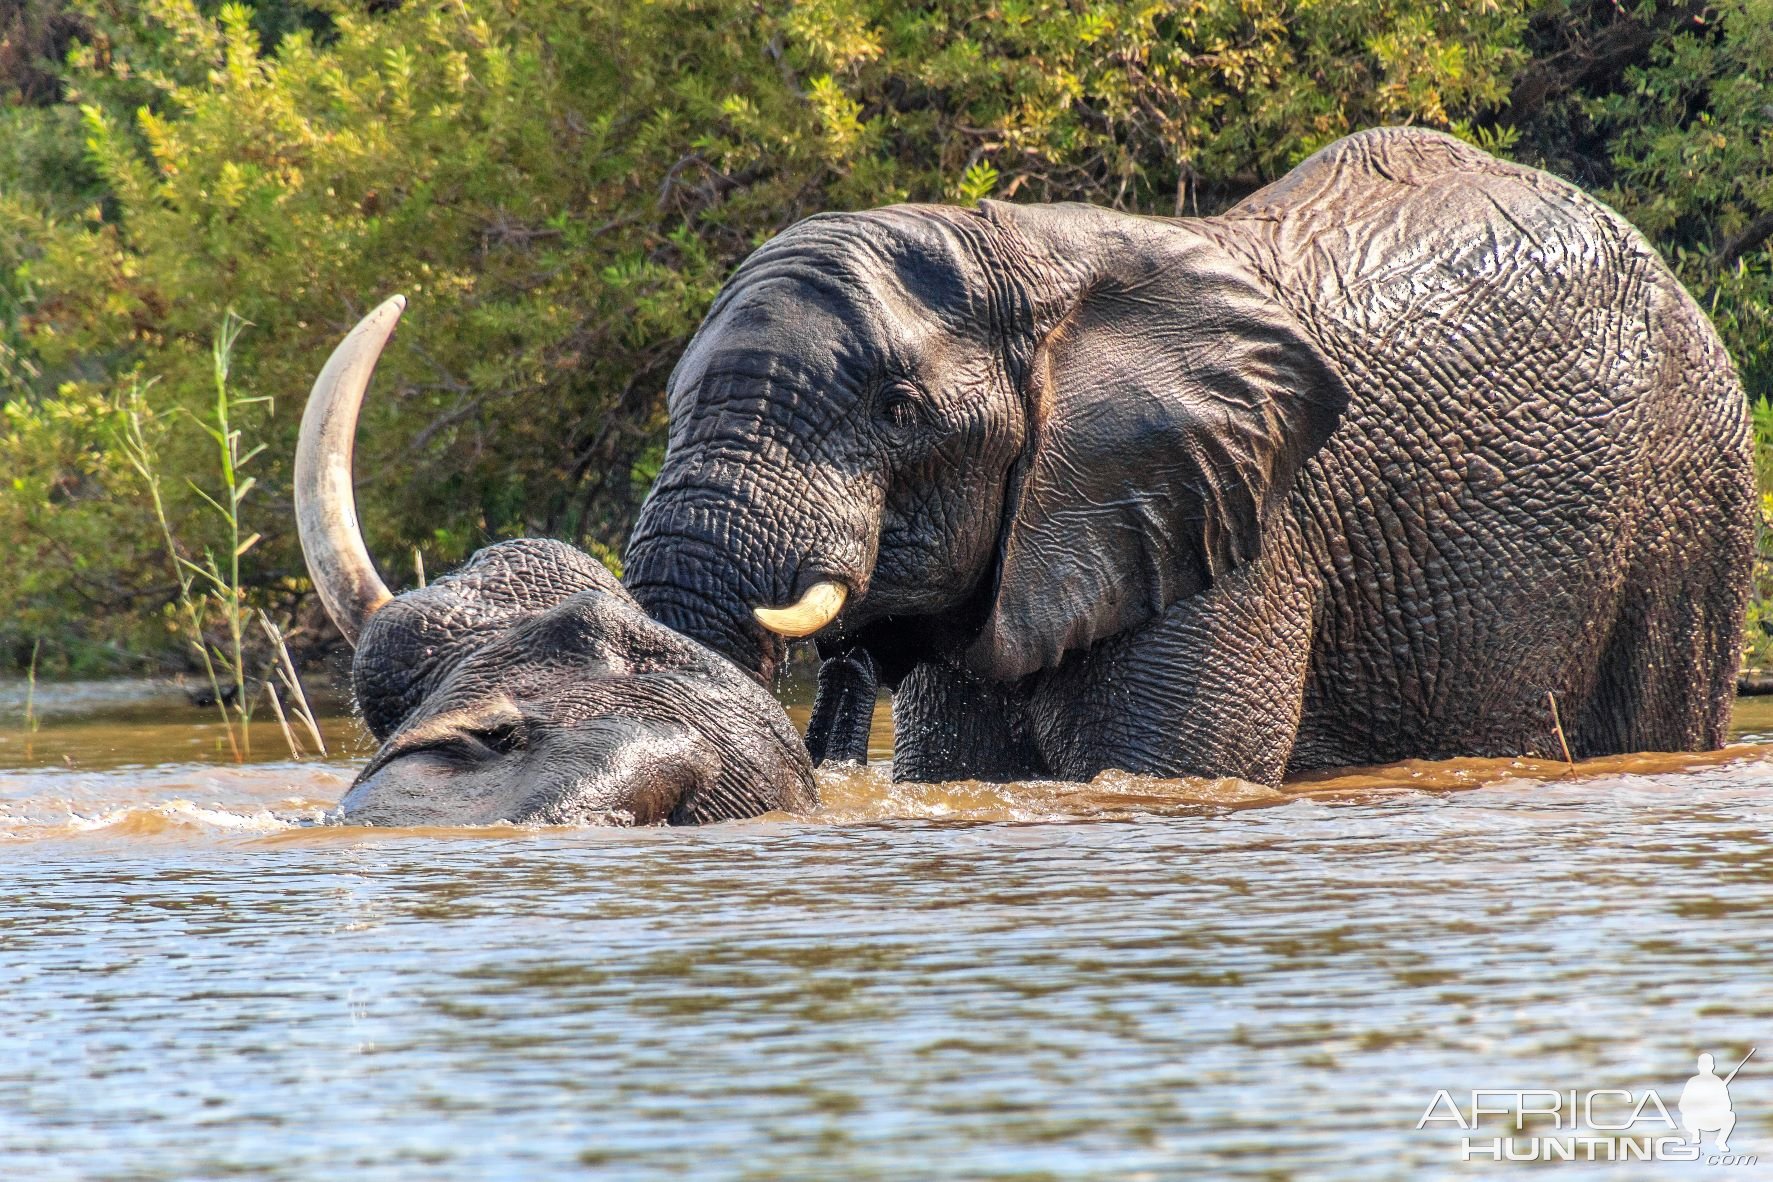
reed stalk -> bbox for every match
[116,313,276,763]
[264,680,303,760]
[24,636,40,735]
[259,610,327,757]
[120,378,241,761]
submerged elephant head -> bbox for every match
[621,202,1346,693]
[296,300,814,825]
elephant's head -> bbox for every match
[622,202,1349,695]
[296,299,815,825]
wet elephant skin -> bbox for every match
[340,539,814,826]
[622,126,1755,786]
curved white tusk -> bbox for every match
[752,580,847,638]
[294,294,404,646]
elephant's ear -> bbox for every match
[967,207,1348,681]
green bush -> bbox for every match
[1513,0,1773,400]
[0,0,1767,669]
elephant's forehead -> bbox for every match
[408,662,617,724]
[682,277,859,380]
[405,639,617,713]
[671,285,974,436]
[745,206,977,290]
[461,615,688,688]
[405,663,701,731]
[678,211,987,376]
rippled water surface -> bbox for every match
[4,680,1772,1179]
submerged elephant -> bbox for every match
[309,126,1754,793]
[294,303,814,824]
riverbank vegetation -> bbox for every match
[1,0,1769,673]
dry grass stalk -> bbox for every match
[264,680,303,760]
[1546,691,1576,772]
[258,611,327,757]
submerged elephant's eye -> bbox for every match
[420,718,526,764]
[467,719,525,756]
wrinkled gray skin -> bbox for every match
[340,539,814,825]
[623,127,1755,786]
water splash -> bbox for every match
[3,699,1770,842]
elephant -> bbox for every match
[294,300,815,825]
[612,125,1755,786]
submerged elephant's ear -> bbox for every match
[967,205,1348,681]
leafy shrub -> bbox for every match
[0,0,1766,669]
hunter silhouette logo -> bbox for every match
[1680,1049,1753,1153]
[1417,1048,1759,1165]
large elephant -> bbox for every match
[294,303,814,824]
[617,126,1755,785]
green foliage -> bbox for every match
[1512,0,1773,401]
[0,0,1766,668]
[765,0,1529,212]
[1744,405,1773,672]
[1590,0,1773,399]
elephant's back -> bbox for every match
[1225,125,1524,236]
[1221,126,1750,557]
[1233,127,1748,499]
[1221,128,1703,386]
[1217,127,1753,760]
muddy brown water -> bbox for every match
[3,680,1771,1179]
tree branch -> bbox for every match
[1719,211,1773,268]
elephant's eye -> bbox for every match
[875,382,928,433]
[424,719,526,763]
[465,719,525,756]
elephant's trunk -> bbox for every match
[803,647,878,766]
[295,296,404,646]
[622,525,787,683]
[624,437,870,682]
